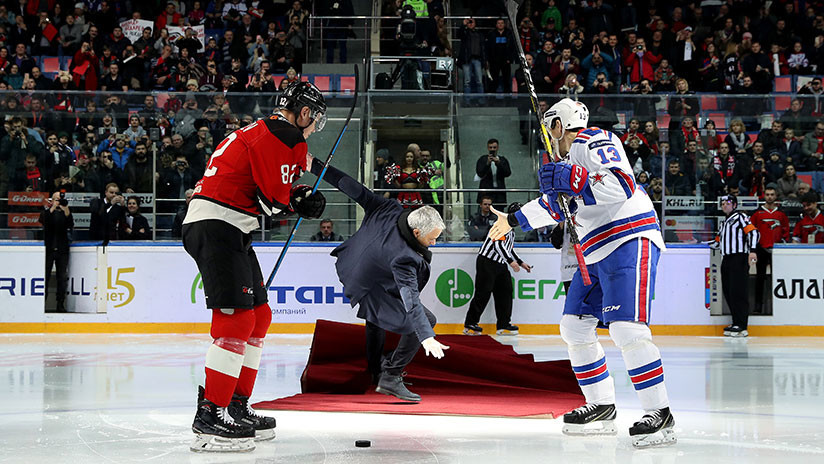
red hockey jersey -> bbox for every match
[750,205,789,248]
[793,211,824,244]
[184,115,308,233]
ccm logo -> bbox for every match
[570,165,586,192]
[603,305,621,312]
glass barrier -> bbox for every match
[1,90,822,244]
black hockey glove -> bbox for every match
[290,184,325,219]
[550,224,564,250]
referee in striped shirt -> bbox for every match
[464,203,532,336]
[711,194,759,337]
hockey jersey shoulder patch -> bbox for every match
[263,117,306,149]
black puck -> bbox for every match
[355,440,371,448]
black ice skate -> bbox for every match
[727,326,748,338]
[723,325,734,336]
[562,403,617,435]
[191,387,255,452]
[629,407,677,448]
[496,324,520,335]
[463,324,483,336]
[229,393,277,441]
[375,372,421,402]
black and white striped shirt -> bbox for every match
[712,211,760,255]
[478,230,521,265]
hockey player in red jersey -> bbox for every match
[793,191,824,244]
[750,187,789,312]
[182,81,327,452]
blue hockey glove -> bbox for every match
[539,192,578,222]
[539,163,589,195]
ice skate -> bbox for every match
[463,324,483,336]
[723,325,734,336]
[562,403,617,435]
[727,326,748,338]
[496,324,519,335]
[191,388,255,452]
[229,393,277,441]
[629,407,676,448]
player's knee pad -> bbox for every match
[210,308,256,341]
[250,303,273,339]
[608,321,653,351]
[560,314,599,347]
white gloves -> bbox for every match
[421,337,450,359]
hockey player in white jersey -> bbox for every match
[489,98,675,448]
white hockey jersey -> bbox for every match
[515,128,666,264]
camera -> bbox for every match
[149,128,160,141]
[59,191,68,207]
[175,160,187,168]
[754,160,763,170]
[635,45,644,51]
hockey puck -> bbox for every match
[355,440,371,448]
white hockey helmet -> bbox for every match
[543,98,589,133]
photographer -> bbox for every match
[623,39,661,85]
[97,133,134,170]
[1,117,45,171]
[475,138,511,207]
[160,154,197,199]
[90,182,126,242]
[121,196,151,240]
[41,191,73,312]
[743,156,775,199]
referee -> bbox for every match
[464,203,532,336]
[711,194,759,337]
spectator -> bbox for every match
[665,159,693,195]
[43,132,74,184]
[653,58,676,91]
[725,119,751,157]
[581,44,615,89]
[743,154,773,199]
[696,157,725,212]
[286,14,307,71]
[172,188,195,238]
[624,136,651,175]
[740,42,772,93]
[59,13,83,56]
[793,191,824,243]
[787,41,812,75]
[89,182,126,242]
[779,99,811,135]
[156,2,182,31]
[122,115,147,143]
[631,78,657,123]
[643,120,660,154]
[667,78,699,132]
[649,176,664,218]
[721,41,741,92]
[70,42,100,91]
[475,138,511,207]
[701,120,725,153]
[670,116,701,160]
[778,128,802,166]
[698,42,723,91]
[558,73,584,99]
[1,118,45,175]
[750,187,789,312]
[160,154,197,199]
[517,16,540,55]
[776,164,803,201]
[457,17,486,98]
[623,38,661,85]
[735,74,767,131]
[756,121,784,154]
[269,31,295,73]
[121,196,151,240]
[710,194,759,337]
[768,43,789,77]
[321,0,354,64]
[549,47,581,92]
[801,121,824,170]
[467,195,495,241]
[286,0,310,26]
[100,62,127,92]
[310,218,344,241]
[798,77,823,116]
[673,27,698,84]
[40,191,73,312]
[123,143,153,194]
[765,151,785,180]
[486,18,515,93]
[98,134,134,170]
[104,26,130,59]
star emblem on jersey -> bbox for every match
[590,173,606,185]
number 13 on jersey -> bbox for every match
[596,146,621,165]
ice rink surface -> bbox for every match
[1,333,823,464]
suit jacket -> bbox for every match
[311,158,436,341]
[89,198,125,241]
[40,208,73,252]
[122,213,151,240]
[475,155,511,204]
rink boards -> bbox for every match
[0,243,822,335]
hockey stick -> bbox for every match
[503,0,591,285]
[266,65,359,288]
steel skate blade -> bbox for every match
[254,428,276,442]
[190,434,256,452]
[562,420,617,436]
[631,427,677,448]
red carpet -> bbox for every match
[254,320,584,418]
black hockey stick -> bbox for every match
[266,65,359,288]
[503,0,592,285]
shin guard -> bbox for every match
[235,304,272,397]
[610,321,670,411]
[205,309,255,407]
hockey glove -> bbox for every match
[550,224,564,250]
[539,163,589,195]
[539,192,578,223]
[290,185,326,219]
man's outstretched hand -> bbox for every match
[488,206,512,240]
[421,337,450,359]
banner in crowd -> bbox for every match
[771,246,824,325]
[7,213,42,228]
[119,19,154,43]
[7,191,48,207]
[664,196,703,211]
[168,25,206,51]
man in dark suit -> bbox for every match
[475,138,511,208]
[307,155,450,402]
[89,182,125,243]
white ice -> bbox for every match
[1,333,823,463]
